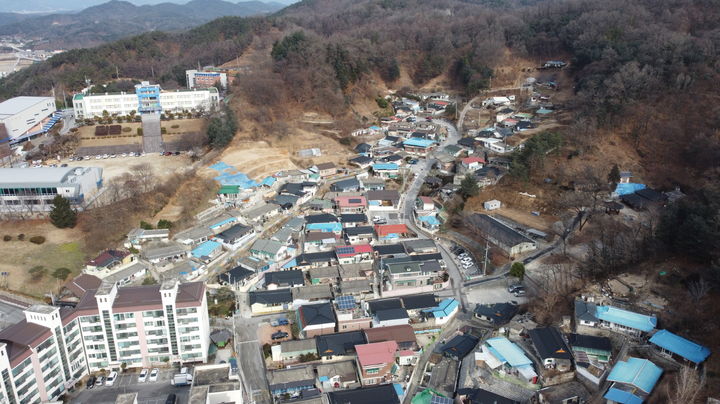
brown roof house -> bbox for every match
[316,162,338,178]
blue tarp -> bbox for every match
[282,258,297,269]
[373,163,399,171]
[261,177,276,186]
[649,330,710,364]
[615,183,646,196]
[403,138,436,148]
[210,161,260,188]
[210,217,236,229]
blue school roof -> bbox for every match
[615,182,646,196]
[403,138,436,148]
[373,163,399,171]
[595,305,656,332]
[485,337,533,367]
[649,330,710,364]
[423,298,459,318]
[607,357,662,394]
[306,222,343,233]
[191,240,222,259]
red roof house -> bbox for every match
[355,340,399,385]
[374,224,409,240]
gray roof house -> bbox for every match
[467,214,537,257]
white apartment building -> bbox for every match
[0,279,210,403]
[72,81,219,119]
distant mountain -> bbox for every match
[0,0,285,48]
[0,12,33,26]
[0,0,295,13]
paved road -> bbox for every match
[233,313,274,404]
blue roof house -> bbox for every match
[649,329,710,364]
[372,163,399,179]
[595,305,656,336]
[604,358,662,404]
[476,337,538,383]
[403,138,437,155]
[191,240,223,262]
[423,298,459,325]
[306,222,343,235]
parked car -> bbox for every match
[165,393,177,404]
[149,368,159,382]
[60,163,68,167]
[507,284,523,293]
[514,289,527,297]
[408,159,418,165]
[138,368,149,382]
[105,371,118,386]
[95,376,105,387]
[425,117,433,121]
[86,376,96,389]
[277,318,289,326]
[271,331,289,340]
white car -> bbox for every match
[105,371,118,386]
[95,155,102,160]
[149,368,159,382]
[110,154,117,158]
[102,154,109,159]
[120,153,128,157]
[138,368,149,382]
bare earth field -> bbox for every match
[77,119,205,149]
[0,222,86,298]
[66,154,193,183]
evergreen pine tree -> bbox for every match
[49,195,77,228]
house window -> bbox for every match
[366,368,379,375]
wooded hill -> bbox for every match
[0,0,284,49]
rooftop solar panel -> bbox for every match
[337,246,354,255]
[336,295,356,310]
[430,395,453,404]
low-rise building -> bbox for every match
[384,261,442,291]
[422,298,459,326]
[340,213,369,228]
[272,339,318,364]
[336,244,374,265]
[567,333,612,363]
[126,228,170,248]
[364,324,417,351]
[327,384,400,404]
[648,329,710,365]
[316,162,338,178]
[375,224,410,241]
[267,366,317,398]
[334,295,372,332]
[372,163,399,179]
[250,239,287,262]
[574,300,656,337]
[309,266,340,285]
[367,190,401,211]
[296,302,337,338]
[215,223,255,250]
[292,284,333,303]
[467,214,536,257]
[316,360,359,391]
[604,358,662,404]
[356,341,398,386]
[142,242,188,264]
[86,249,132,272]
[315,331,367,362]
[249,289,293,315]
[345,226,375,244]
[476,337,537,383]
[528,327,573,372]
[265,270,305,289]
[372,308,410,328]
[190,240,223,263]
[335,196,368,214]
[331,178,363,193]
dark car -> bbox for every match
[507,284,523,293]
[277,318,289,326]
[425,117,433,121]
[86,376,96,389]
[165,393,177,404]
[408,159,418,165]
[271,331,289,340]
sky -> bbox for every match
[1,0,298,14]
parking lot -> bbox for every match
[464,277,529,306]
[71,369,189,404]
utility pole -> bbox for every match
[483,239,489,276]
[115,65,119,79]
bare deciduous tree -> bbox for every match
[687,278,711,303]
[667,366,705,404]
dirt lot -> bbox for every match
[66,154,193,183]
[258,323,292,345]
[0,221,86,298]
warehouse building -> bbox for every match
[72,81,219,119]
[0,96,57,155]
[0,167,103,215]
